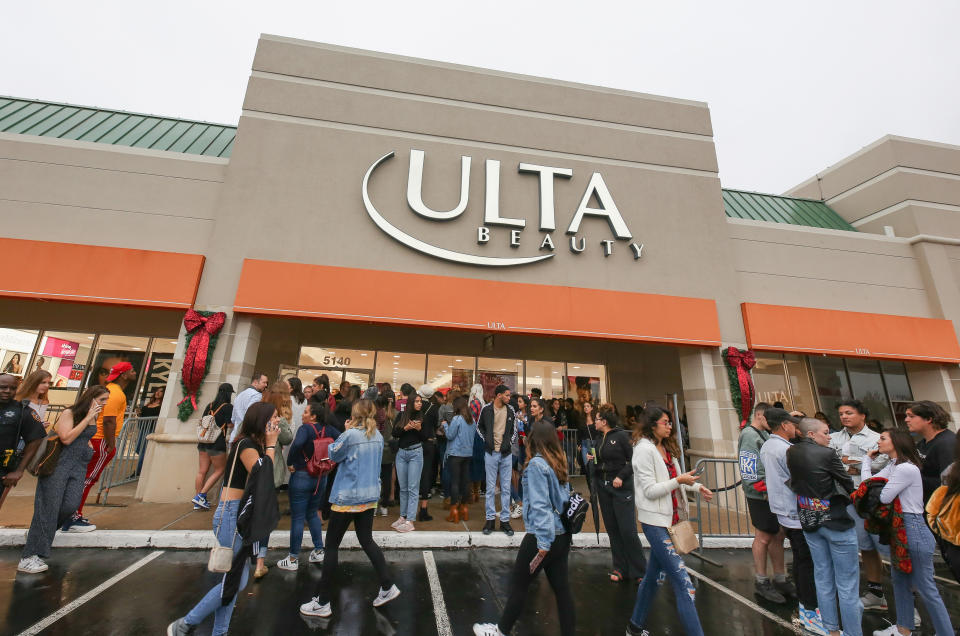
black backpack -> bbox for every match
[560,490,589,534]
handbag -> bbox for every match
[197,404,227,444]
[208,445,242,573]
[667,485,700,555]
[28,428,62,478]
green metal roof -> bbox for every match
[722,189,855,231]
[0,96,236,158]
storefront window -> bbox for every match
[785,354,817,416]
[880,361,912,402]
[477,357,523,402]
[139,339,177,413]
[0,328,39,378]
[88,335,150,408]
[809,356,852,429]
[298,346,376,394]
[375,352,426,396]
[846,359,892,427]
[753,355,790,407]
[525,360,564,400]
[567,362,607,405]
[38,331,95,407]
[425,354,475,394]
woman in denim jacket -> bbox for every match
[443,395,476,523]
[300,399,400,619]
[472,417,575,636]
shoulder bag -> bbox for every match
[28,425,62,478]
[197,404,227,444]
[667,485,699,555]
[208,444,243,572]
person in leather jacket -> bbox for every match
[787,418,861,636]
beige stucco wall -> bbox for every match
[0,132,226,253]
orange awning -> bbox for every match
[742,302,960,363]
[234,259,722,346]
[0,238,205,309]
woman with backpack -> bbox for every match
[472,419,575,636]
[277,401,339,571]
[300,399,400,619]
[192,383,234,511]
[626,407,712,636]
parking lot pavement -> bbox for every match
[1,547,957,635]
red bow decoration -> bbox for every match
[178,309,226,412]
[724,347,756,428]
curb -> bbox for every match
[0,528,754,550]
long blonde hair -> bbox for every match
[15,370,51,403]
[351,399,378,438]
[262,381,292,420]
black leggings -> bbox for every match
[316,508,392,604]
[419,441,436,499]
[598,482,647,579]
[379,464,393,505]
[499,532,574,636]
[785,528,817,610]
[448,456,471,505]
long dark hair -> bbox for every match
[238,401,276,449]
[637,406,680,457]
[945,434,960,496]
[885,428,923,467]
[205,383,234,414]
[68,385,109,420]
[524,420,568,484]
[288,377,305,405]
[452,395,471,421]
[529,396,548,422]
[400,394,423,427]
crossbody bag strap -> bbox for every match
[215,442,243,537]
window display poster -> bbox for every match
[141,353,173,409]
[38,337,81,388]
[1,351,27,376]
[568,375,600,407]
[479,371,517,402]
[0,328,38,377]
[88,350,146,402]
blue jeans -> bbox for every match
[288,470,325,557]
[184,500,249,636]
[891,513,954,635]
[804,525,862,636]
[630,524,703,635]
[485,452,512,522]
[395,447,423,520]
[511,454,522,504]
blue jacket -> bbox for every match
[522,454,567,551]
[443,415,475,458]
[328,427,384,507]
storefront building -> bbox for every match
[2,35,959,502]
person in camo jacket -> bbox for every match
[738,402,793,604]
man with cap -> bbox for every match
[64,361,136,532]
[417,384,440,522]
[760,408,826,635]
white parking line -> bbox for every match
[423,550,453,636]
[685,565,802,634]
[17,550,165,636]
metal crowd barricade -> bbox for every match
[96,416,158,505]
[558,428,583,477]
[687,457,748,566]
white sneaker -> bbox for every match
[861,592,888,611]
[473,623,505,636]
[378,506,388,516]
[276,556,298,571]
[390,517,405,529]
[300,597,332,617]
[872,625,900,636]
[372,584,401,607]
[510,503,522,519]
[308,548,325,563]
[396,520,415,533]
[17,555,48,574]
[913,607,921,628]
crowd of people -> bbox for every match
[3,364,960,636]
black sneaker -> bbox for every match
[418,509,433,522]
[773,578,797,599]
[482,520,495,535]
[754,579,787,604]
[500,521,514,537]
[625,622,650,636]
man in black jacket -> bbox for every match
[787,417,860,636]
[477,385,517,536]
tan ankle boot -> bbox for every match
[459,503,469,521]
[445,505,460,523]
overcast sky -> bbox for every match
[3,1,958,194]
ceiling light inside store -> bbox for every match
[169,341,177,345]
[572,366,580,369]
[455,359,462,362]
[87,336,94,340]
[448,365,454,368]
[361,353,367,356]
[393,355,400,358]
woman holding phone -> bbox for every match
[472,419,575,636]
[391,392,426,533]
[167,402,280,636]
[19,385,109,573]
[627,407,713,636]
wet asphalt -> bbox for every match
[1,546,958,635]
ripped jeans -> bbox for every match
[630,523,703,636]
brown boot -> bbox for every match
[459,503,469,521]
[445,505,460,523]
[442,497,451,510]
[471,483,480,503]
